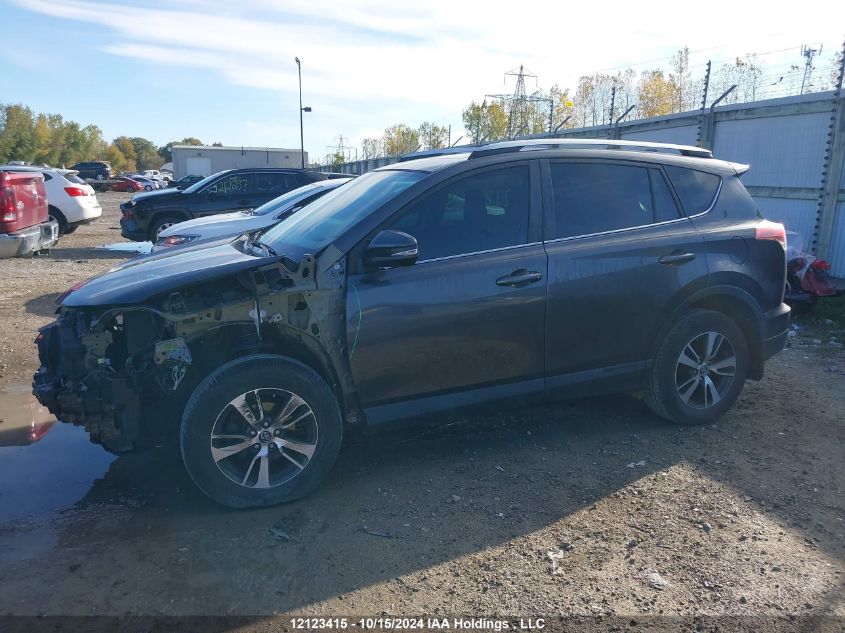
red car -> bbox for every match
[113,177,145,193]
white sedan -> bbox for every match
[153,177,352,251]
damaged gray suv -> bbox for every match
[33,139,790,507]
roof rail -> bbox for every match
[468,138,713,159]
[398,145,481,162]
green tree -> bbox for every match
[112,136,138,172]
[157,137,204,162]
[131,137,160,170]
[0,104,36,163]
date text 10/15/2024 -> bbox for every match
[290,617,546,631]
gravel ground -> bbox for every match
[0,192,843,629]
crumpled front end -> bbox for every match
[32,251,361,454]
[33,309,143,452]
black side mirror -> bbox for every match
[364,230,418,269]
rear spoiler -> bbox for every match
[729,162,750,176]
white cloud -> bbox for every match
[10,0,845,154]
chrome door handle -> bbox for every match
[659,252,696,265]
[496,270,543,286]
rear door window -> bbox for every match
[207,173,253,197]
[548,163,653,239]
[664,165,721,214]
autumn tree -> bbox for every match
[383,124,420,156]
[637,70,677,118]
[361,137,383,159]
[462,101,508,143]
[418,121,449,150]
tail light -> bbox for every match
[755,220,786,249]
[122,207,135,219]
[1,188,19,223]
[64,186,87,197]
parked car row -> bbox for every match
[33,139,791,509]
[0,170,59,256]
[119,167,347,241]
[0,165,102,239]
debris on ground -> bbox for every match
[362,527,393,539]
[269,527,292,541]
[645,571,669,590]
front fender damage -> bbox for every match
[33,252,361,453]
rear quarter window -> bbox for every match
[664,165,721,214]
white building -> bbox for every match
[171,145,307,179]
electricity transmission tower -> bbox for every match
[487,65,546,139]
[800,44,822,94]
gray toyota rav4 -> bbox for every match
[34,139,790,508]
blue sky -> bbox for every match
[2,0,843,164]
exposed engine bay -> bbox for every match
[33,251,358,453]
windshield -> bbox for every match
[252,182,331,217]
[182,170,232,194]
[260,170,427,252]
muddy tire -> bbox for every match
[180,355,342,508]
[645,309,748,426]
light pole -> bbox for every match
[294,57,311,169]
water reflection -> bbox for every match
[0,385,115,561]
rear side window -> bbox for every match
[650,169,681,222]
[664,165,721,214]
[387,165,530,260]
[255,172,299,194]
[549,163,653,238]
[65,173,86,184]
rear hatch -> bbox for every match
[0,171,48,233]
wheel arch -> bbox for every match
[183,324,347,419]
[655,285,765,380]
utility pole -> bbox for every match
[294,57,312,168]
[800,44,822,95]
[487,65,541,139]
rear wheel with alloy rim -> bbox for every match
[646,309,748,425]
[180,355,342,507]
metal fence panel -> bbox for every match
[713,113,830,188]
[829,202,845,275]
[620,125,699,145]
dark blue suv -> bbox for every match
[34,139,790,508]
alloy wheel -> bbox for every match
[674,331,736,409]
[155,222,175,238]
[209,388,318,489]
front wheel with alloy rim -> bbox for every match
[180,355,343,507]
[645,309,748,426]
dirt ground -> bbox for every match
[0,193,843,629]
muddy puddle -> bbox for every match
[0,385,115,561]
